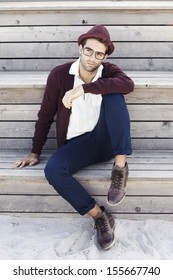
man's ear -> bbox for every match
[104,54,108,61]
[79,45,83,55]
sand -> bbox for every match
[0,215,173,260]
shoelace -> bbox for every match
[111,169,123,190]
[94,215,109,235]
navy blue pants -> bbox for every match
[44,94,132,215]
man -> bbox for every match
[15,25,134,250]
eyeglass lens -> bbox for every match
[83,47,105,60]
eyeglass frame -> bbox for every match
[82,47,106,60]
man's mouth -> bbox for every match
[87,62,95,67]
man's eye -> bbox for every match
[86,48,92,52]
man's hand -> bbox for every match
[62,85,84,109]
[14,153,40,168]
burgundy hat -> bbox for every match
[78,25,114,55]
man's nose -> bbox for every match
[90,52,96,60]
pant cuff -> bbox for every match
[114,148,132,156]
[79,200,96,216]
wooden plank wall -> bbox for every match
[0,1,173,219]
[0,1,173,71]
[1,149,173,219]
[1,71,173,150]
[0,1,173,150]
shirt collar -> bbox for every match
[69,58,103,80]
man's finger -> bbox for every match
[19,161,27,168]
[14,160,22,168]
[29,159,39,166]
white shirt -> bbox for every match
[66,58,103,140]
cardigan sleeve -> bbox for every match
[31,68,59,155]
[82,62,134,95]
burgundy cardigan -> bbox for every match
[31,61,134,155]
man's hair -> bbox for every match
[81,37,109,54]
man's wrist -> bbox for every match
[31,153,40,158]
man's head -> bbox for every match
[78,25,114,56]
[78,25,114,73]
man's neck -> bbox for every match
[79,65,97,84]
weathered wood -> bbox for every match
[2,149,173,159]
[1,104,173,121]
[125,88,173,104]
[1,1,173,11]
[1,87,173,104]
[0,0,172,71]
[1,163,173,180]
[0,1,173,220]
[0,195,172,215]
[1,150,173,197]
[1,42,173,58]
[0,122,55,137]
[0,138,172,150]
[2,212,172,221]
[2,151,173,166]
[0,121,173,138]
[1,11,173,26]
[0,88,43,103]
[0,104,40,120]
[0,149,172,219]
[0,138,56,151]
[1,178,173,196]
[129,105,173,121]
[1,72,173,93]
[2,71,173,89]
[1,71,173,152]
[1,25,173,42]
[1,58,173,72]
[128,139,173,150]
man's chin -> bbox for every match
[85,65,98,72]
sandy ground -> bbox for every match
[0,215,173,260]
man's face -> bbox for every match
[79,38,108,73]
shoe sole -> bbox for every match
[106,192,126,206]
[103,238,115,250]
[102,223,116,250]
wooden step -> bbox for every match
[1,71,173,150]
[0,1,173,71]
[1,1,173,11]
[0,150,173,220]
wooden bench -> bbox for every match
[1,148,173,220]
[1,1,173,72]
[1,71,173,150]
[0,1,173,220]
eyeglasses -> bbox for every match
[82,47,106,60]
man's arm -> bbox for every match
[82,62,135,95]
[15,68,60,168]
[31,69,60,155]
[62,85,84,109]
[62,64,134,109]
[14,153,40,168]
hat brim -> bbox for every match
[78,33,114,56]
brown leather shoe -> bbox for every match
[94,206,115,250]
[107,162,129,205]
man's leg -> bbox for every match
[44,93,131,249]
[45,133,98,216]
[101,93,131,205]
[44,133,115,249]
[87,93,131,248]
[90,93,131,205]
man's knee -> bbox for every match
[44,156,69,186]
[103,93,125,106]
[102,93,128,117]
